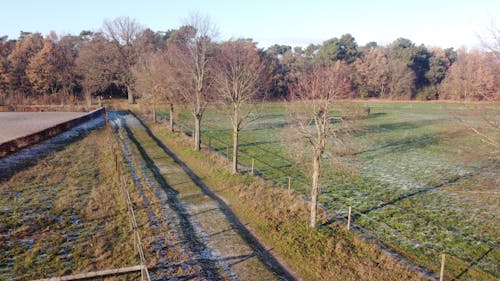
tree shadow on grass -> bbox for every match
[454,247,496,279]
[351,130,463,158]
[354,118,446,138]
[129,110,297,281]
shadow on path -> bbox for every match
[130,111,297,281]
[114,112,223,280]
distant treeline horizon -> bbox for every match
[0,17,498,105]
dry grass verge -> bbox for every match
[0,126,139,280]
[146,120,426,281]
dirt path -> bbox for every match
[110,111,295,281]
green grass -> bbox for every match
[144,121,425,281]
[0,127,140,280]
[159,101,499,280]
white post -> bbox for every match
[440,253,445,281]
[347,206,352,230]
[251,158,254,175]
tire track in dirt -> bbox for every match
[111,111,294,281]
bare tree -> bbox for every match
[213,39,268,174]
[288,62,351,227]
[443,26,500,159]
[168,13,217,151]
[103,17,144,104]
[132,51,171,123]
[478,23,500,63]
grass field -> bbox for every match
[163,101,499,280]
[0,127,140,280]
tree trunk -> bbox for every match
[232,109,240,174]
[232,131,239,174]
[85,90,92,106]
[309,152,321,227]
[152,98,156,123]
[169,103,174,132]
[194,115,201,151]
[127,86,134,104]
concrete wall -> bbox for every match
[0,107,105,158]
[0,105,98,112]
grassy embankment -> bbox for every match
[0,126,142,280]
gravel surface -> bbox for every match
[0,112,83,143]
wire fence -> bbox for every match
[171,116,498,280]
[29,130,150,281]
[114,130,151,281]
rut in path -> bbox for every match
[110,111,295,281]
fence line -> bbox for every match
[28,141,149,281]
[173,117,498,280]
[115,140,152,281]
[33,265,145,281]
[344,204,497,279]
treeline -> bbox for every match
[0,16,498,105]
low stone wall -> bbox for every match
[0,105,98,112]
[0,107,105,157]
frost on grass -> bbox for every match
[171,102,499,279]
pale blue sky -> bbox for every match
[1,0,498,49]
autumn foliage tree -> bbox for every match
[0,38,15,102]
[353,47,390,98]
[288,62,351,227]
[6,32,43,96]
[26,37,59,95]
[354,47,415,99]
[441,50,498,101]
[76,33,120,103]
[0,20,496,106]
[213,39,268,174]
[53,34,81,98]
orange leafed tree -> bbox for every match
[6,33,44,96]
[26,38,58,94]
[441,50,498,101]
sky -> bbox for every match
[1,0,498,49]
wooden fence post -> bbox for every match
[440,253,445,281]
[251,158,255,175]
[114,151,118,173]
[288,177,291,194]
[347,206,352,230]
